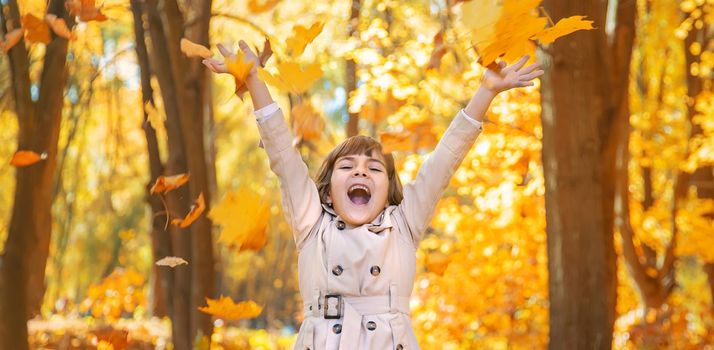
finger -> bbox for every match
[518,62,541,75]
[519,69,544,81]
[217,43,232,58]
[239,40,254,54]
[510,55,530,72]
[517,81,535,87]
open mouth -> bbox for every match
[347,184,371,205]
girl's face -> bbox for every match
[328,152,390,226]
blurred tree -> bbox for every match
[539,0,635,349]
[0,0,74,348]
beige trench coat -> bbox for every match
[256,108,482,350]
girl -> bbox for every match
[204,41,543,350]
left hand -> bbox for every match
[482,55,544,94]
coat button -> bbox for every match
[333,323,342,334]
[336,221,346,230]
[396,345,403,350]
[332,265,343,276]
[366,321,377,331]
[370,266,381,276]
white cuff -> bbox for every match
[459,109,483,130]
[254,102,280,122]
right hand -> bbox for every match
[202,40,261,76]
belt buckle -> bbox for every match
[324,294,343,319]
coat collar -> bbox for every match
[321,203,395,233]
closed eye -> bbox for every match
[370,168,382,172]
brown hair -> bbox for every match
[315,135,403,206]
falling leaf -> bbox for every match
[461,0,592,67]
[235,38,272,98]
[180,38,212,58]
[210,188,270,252]
[150,173,189,194]
[10,150,47,167]
[145,101,167,141]
[1,29,25,53]
[248,0,280,14]
[531,16,595,45]
[45,14,76,40]
[65,0,108,22]
[172,192,205,228]
[198,295,263,320]
[22,14,51,44]
[286,22,324,57]
[426,30,447,71]
[257,62,322,94]
[155,256,189,267]
[379,131,413,154]
[425,251,453,276]
[292,101,325,141]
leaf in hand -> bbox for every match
[22,14,51,44]
[1,29,24,53]
[258,62,322,94]
[150,173,189,194]
[210,188,270,252]
[45,14,76,40]
[10,150,47,167]
[226,48,255,86]
[198,296,262,321]
[286,22,324,57]
[155,256,188,267]
[248,0,280,14]
[235,38,272,98]
[171,192,205,228]
[180,38,212,58]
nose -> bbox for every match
[352,167,367,177]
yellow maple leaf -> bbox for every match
[210,188,270,252]
[226,49,255,85]
[379,130,413,154]
[10,150,47,167]
[292,101,325,142]
[145,101,167,141]
[155,256,189,267]
[180,38,212,58]
[150,173,189,194]
[248,0,280,14]
[198,295,263,320]
[258,62,322,94]
[21,14,50,44]
[425,251,453,276]
[286,22,324,57]
[172,192,205,228]
[532,16,595,45]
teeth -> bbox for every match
[348,184,370,195]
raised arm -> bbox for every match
[204,41,322,248]
[399,56,543,245]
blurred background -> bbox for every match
[0,0,712,349]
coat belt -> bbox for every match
[302,293,410,350]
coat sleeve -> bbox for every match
[255,107,322,249]
[397,110,483,245]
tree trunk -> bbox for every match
[142,0,216,346]
[130,0,173,318]
[539,0,634,348]
[0,0,74,347]
[345,0,360,137]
